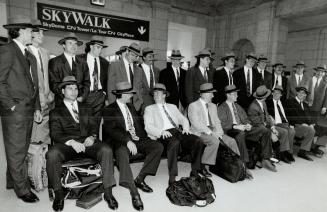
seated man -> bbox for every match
[266,85,296,163]
[188,83,240,176]
[47,76,115,211]
[102,82,163,211]
[144,84,206,185]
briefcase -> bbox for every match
[76,193,102,209]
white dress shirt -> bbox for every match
[172,65,180,82]
[123,57,133,83]
[64,99,79,123]
[28,45,41,67]
[224,67,233,84]
[244,66,253,94]
[141,63,154,87]
[64,52,76,70]
[226,100,238,125]
[199,66,206,79]
[273,99,287,124]
[157,103,175,131]
[273,74,282,89]
[199,98,210,126]
[257,67,264,79]
[116,100,134,131]
[256,99,264,112]
[87,53,102,91]
[295,73,303,86]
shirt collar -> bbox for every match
[64,52,75,61]
[199,65,205,73]
[13,39,27,54]
[295,96,302,104]
[87,53,97,60]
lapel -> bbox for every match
[59,54,73,73]
[195,67,205,82]
[61,102,79,125]
[222,102,233,124]
[13,42,34,85]
[139,64,150,90]
[222,68,231,84]
[118,59,128,81]
[112,101,128,130]
[168,66,178,85]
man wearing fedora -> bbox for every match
[233,53,263,109]
[287,61,310,99]
[266,85,296,163]
[0,16,42,202]
[144,83,206,184]
[107,43,144,112]
[139,47,160,113]
[255,55,273,89]
[27,20,54,145]
[47,76,116,211]
[159,49,187,111]
[77,35,109,134]
[115,45,127,60]
[272,62,287,101]
[103,81,164,210]
[49,32,90,105]
[213,52,236,104]
[185,49,214,105]
[188,83,240,176]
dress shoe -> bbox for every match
[131,194,144,211]
[20,191,39,203]
[255,161,263,169]
[134,180,153,193]
[262,160,277,172]
[285,152,295,162]
[245,169,254,180]
[53,190,64,212]
[279,152,291,164]
[104,194,118,210]
[199,168,212,178]
[310,148,324,158]
[297,151,313,161]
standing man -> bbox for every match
[139,47,160,113]
[159,50,187,111]
[185,49,214,105]
[27,20,54,144]
[256,55,272,89]
[78,35,109,134]
[107,43,144,112]
[0,16,41,202]
[49,32,90,105]
[272,62,287,101]
[233,53,263,109]
[287,61,309,99]
[212,52,236,104]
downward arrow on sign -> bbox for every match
[138,26,146,35]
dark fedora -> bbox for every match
[253,85,271,99]
[224,84,240,94]
[272,85,283,93]
[314,65,326,71]
[58,32,83,46]
[127,43,141,56]
[112,82,136,95]
[142,47,157,57]
[32,19,48,32]
[221,52,236,61]
[295,85,310,94]
[257,55,269,63]
[59,76,78,89]
[199,83,217,93]
[195,49,213,59]
[295,60,306,67]
[3,15,36,29]
[273,62,284,68]
[86,35,108,48]
[168,49,184,60]
[115,46,127,55]
[152,83,169,97]
[246,53,257,61]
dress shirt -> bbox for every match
[244,66,253,94]
[141,63,153,87]
[157,103,175,131]
[295,96,304,110]
[256,99,264,112]
[295,73,303,86]
[116,100,134,131]
[273,74,282,89]
[172,65,180,81]
[226,100,238,125]
[199,65,206,79]
[28,45,41,67]
[224,67,233,84]
[64,52,76,70]
[87,53,102,91]
[123,57,133,83]
[63,99,79,123]
[199,98,210,126]
[257,67,264,79]
[312,76,322,89]
[273,99,287,124]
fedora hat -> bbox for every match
[32,19,48,31]
[224,84,240,94]
[246,53,257,61]
[195,49,213,59]
[257,55,269,63]
[221,52,236,61]
[115,46,127,55]
[314,65,326,71]
[273,62,284,68]
[204,48,215,56]
[295,85,310,94]
[3,15,36,29]
[127,43,141,56]
[59,76,78,89]
[142,47,157,57]
[58,32,83,46]
[168,49,184,60]
[86,35,108,48]
[253,85,271,99]
[112,82,136,95]
[272,85,284,93]
[295,60,306,67]
[199,83,217,93]
[152,83,169,97]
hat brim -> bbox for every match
[58,38,83,46]
[225,88,240,93]
[272,88,283,93]
[58,81,78,89]
[112,89,136,95]
[253,90,271,99]
[199,88,217,93]
[295,87,310,94]
[295,64,306,67]
[3,23,35,29]
[168,56,184,60]
[273,63,283,67]
[195,54,214,60]
[127,47,141,56]
[86,41,108,48]
[32,25,49,31]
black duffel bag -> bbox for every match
[209,139,246,183]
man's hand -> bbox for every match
[34,110,43,123]
[212,131,223,140]
[105,100,110,106]
[84,136,95,147]
[234,125,246,131]
[161,131,172,139]
[70,140,86,153]
[127,141,137,155]
[77,97,83,102]
[290,125,294,129]
[321,107,327,115]
[271,126,278,136]
[182,128,190,135]
[245,124,252,131]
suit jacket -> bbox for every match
[266,98,288,122]
[107,59,143,111]
[144,103,190,140]
[307,77,327,112]
[159,65,187,108]
[247,100,273,128]
[49,53,90,102]
[213,68,232,104]
[217,101,250,132]
[102,101,146,148]
[255,68,273,89]
[233,67,263,109]
[0,42,40,112]
[77,54,109,94]
[49,101,97,144]
[188,99,224,136]
[185,66,214,105]
[285,97,313,125]
[287,73,310,99]
[272,73,287,100]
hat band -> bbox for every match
[153,88,167,93]
[129,46,140,54]
[200,88,215,93]
[256,90,268,98]
[197,54,211,58]
[225,88,239,93]
[90,40,104,45]
[116,87,134,93]
[247,55,257,60]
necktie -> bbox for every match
[24,49,34,83]
[300,102,304,110]
[162,105,181,132]
[204,69,208,82]
[72,57,77,77]
[71,103,79,123]
[205,103,213,127]
[276,101,287,123]
[299,76,302,85]
[176,68,180,87]
[246,69,251,96]
[149,66,154,90]
[124,105,139,141]
[129,64,134,87]
[232,103,241,124]
[93,58,99,91]
[37,50,44,75]
[228,71,233,85]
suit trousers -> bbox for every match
[85,91,106,135]
[226,129,249,162]
[1,106,34,197]
[246,126,273,159]
[294,125,315,151]
[46,142,115,191]
[276,123,295,152]
[159,128,205,177]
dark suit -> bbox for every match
[46,101,115,191]
[287,73,310,99]
[256,68,272,89]
[0,41,41,196]
[213,68,233,104]
[185,66,213,105]
[159,65,187,108]
[49,54,90,104]
[102,102,163,187]
[233,67,263,109]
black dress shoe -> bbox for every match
[279,152,291,164]
[199,168,212,178]
[285,152,295,162]
[53,190,64,212]
[131,194,144,211]
[20,191,39,203]
[297,151,313,161]
[134,180,153,193]
[104,194,118,210]
[311,148,324,158]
